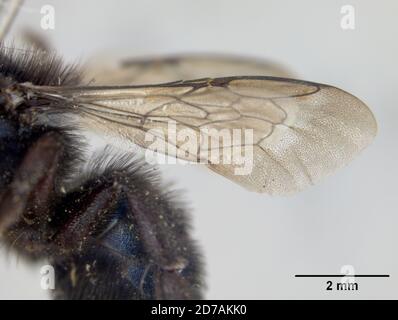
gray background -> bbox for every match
[0,0,397,299]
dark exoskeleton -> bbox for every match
[0,46,204,299]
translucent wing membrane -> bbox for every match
[84,54,293,85]
[28,76,377,195]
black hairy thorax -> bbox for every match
[0,45,81,121]
[0,45,80,188]
[0,45,204,300]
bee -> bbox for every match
[0,0,377,299]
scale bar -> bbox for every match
[295,275,389,278]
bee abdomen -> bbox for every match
[51,163,204,300]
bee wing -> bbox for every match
[32,76,377,195]
[84,54,293,85]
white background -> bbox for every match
[0,0,397,299]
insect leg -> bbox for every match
[0,0,24,41]
[124,188,202,299]
[0,132,63,234]
[53,182,122,250]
